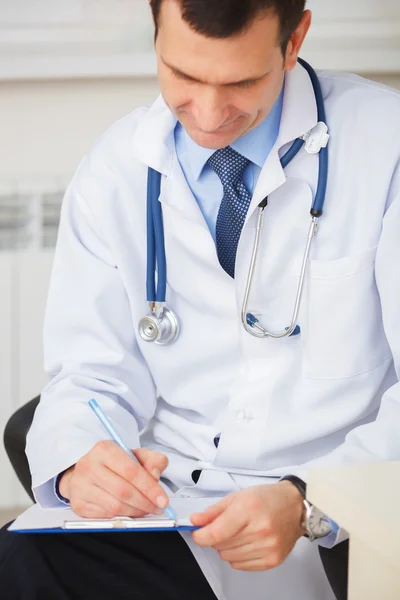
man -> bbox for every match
[1,1,399,599]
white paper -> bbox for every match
[8,497,221,532]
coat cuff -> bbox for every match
[54,471,71,505]
[33,476,72,509]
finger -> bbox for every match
[193,504,246,547]
[190,495,232,527]
[99,442,170,510]
[73,501,116,519]
[219,541,266,563]
[93,464,163,515]
[214,532,256,551]
[214,528,281,551]
[190,511,219,527]
[133,448,169,480]
[230,558,271,572]
[91,484,150,518]
[71,486,148,519]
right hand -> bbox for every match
[58,440,170,519]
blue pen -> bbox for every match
[88,398,176,520]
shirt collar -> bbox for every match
[178,84,284,182]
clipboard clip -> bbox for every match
[63,517,177,530]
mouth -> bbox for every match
[195,119,241,135]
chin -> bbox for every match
[188,127,242,150]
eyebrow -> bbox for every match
[161,57,270,87]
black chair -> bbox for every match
[3,396,40,503]
[3,395,348,600]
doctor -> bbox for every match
[1,0,400,599]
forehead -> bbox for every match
[157,2,281,80]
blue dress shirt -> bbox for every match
[174,86,284,240]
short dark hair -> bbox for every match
[149,0,306,54]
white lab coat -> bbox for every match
[26,63,400,600]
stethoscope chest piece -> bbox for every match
[138,308,179,345]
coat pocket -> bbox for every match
[299,246,391,379]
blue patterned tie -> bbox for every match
[208,147,252,278]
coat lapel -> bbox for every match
[244,62,319,222]
[131,61,319,226]
[131,95,175,176]
[132,95,210,228]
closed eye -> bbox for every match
[171,69,196,83]
[233,79,257,89]
[170,67,265,89]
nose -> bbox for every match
[191,87,229,133]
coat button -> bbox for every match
[236,409,253,423]
[236,409,247,422]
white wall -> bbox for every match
[0,78,160,181]
[1,72,399,182]
[0,77,160,508]
[0,0,399,508]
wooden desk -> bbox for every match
[307,461,400,599]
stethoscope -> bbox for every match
[138,58,329,345]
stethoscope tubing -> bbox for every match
[143,58,328,342]
[298,57,328,216]
[240,59,328,338]
[146,168,166,305]
[240,214,318,338]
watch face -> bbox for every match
[308,507,333,537]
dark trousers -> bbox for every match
[0,522,217,600]
[319,540,349,600]
[0,521,348,600]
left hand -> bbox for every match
[191,482,305,571]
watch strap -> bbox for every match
[279,474,307,499]
[279,475,334,541]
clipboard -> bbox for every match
[8,497,221,534]
[14,519,198,534]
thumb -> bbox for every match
[132,448,169,480]
[190,495,232,527]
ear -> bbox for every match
[284,10,312,72]
[148,0,158,42]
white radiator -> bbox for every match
[0,182,64,507]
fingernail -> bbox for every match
[154,508,164,515]
[156,496,168,508]
[152,468,161,480]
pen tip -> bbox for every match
[164,505,177,520]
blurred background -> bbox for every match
[0,0,399,510]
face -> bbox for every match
[154,1,311,149]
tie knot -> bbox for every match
[207,146,251,188]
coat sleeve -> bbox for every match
[26,164,157,508]
[292,160,400,545]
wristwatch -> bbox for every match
[279,475,333,542]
